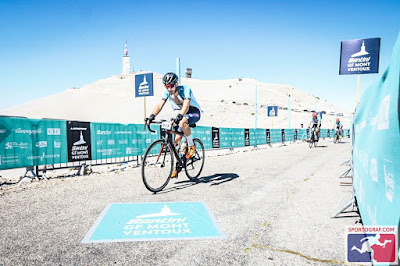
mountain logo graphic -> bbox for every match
[73,131,86,145]
[351,41,369,57]
[135,205,181,218]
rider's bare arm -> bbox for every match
[180,99,190,116]
[151,99,167,117]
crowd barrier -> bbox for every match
[0,115,349,171]
[352,32,400,227]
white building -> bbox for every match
[122,41,131,75]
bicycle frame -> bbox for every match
[147,120,186,168]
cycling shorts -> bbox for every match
[174,106,201,132]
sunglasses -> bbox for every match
[165,84,175,89]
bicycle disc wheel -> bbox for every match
[142,140,174,192]
[185,138,205,180]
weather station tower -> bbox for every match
[122,41,131,75]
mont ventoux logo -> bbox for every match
[347,41,372,72]
[123,205,190,237]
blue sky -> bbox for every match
[0,0,399,112]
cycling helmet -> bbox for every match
[163,72,178,85]
[336,118,340,122]
[312,112,317,117]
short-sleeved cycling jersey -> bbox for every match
[162,85,202,112]
[335,121,342,128]
[310,116,321,125]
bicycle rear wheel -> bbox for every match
[142,140,174,192]
[185,138,205,180]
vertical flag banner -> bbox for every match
[135,73,154,97]
[67,121,92,162]
[340,38,380,75]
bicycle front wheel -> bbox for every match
[142,140,174,192]
[185,138,205,181]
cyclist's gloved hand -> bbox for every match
[146,114,155,124]
[173,114,183,125]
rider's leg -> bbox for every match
[179,117,192,144]
[179,117,197,159]
[173,134,183,147]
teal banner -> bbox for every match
[0,117,350,170]
[191,126,212,150]
[320,129,328,138]
[0,116,67,169]
[297,129,308,140]
[231,128,245,148]
[353,33,400,226]
[219,128,233,149]
[270,129,282,143]
[250,129,267,146]
[284,129,295,142]
[91,123,159,160]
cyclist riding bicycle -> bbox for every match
[145,72,202,178]
[308,112,321,141]
[333,118,343,138]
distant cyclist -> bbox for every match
[145,72,202,178]
[333,118,343,138]
[308,112,321,141]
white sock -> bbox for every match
[186,134,194,146]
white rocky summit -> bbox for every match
[0,72,350,129]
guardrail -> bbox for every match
[0,115,349,171]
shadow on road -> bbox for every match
[155,173,239,194]
[315,145,328,148]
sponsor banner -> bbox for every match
[270,129,282,143]
[250,128,266,146]
[211,127,220,148]
[320,129,328,138]
[231,128,245,148]
[219,128,232,149]
[340,38,380,75]
[191,126,212,150]
[266,129,271,144]
[352,33,400,227]
[82,202,226,243]
[135,73,154,97]
[0,116,67,169]
[297,129,308,140]
[284,129,294,142]
[244,129,250,146]
[346,226,398,264]
[91,123,159,159]
[67,121,92,162]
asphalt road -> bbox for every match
[0,139,357,265]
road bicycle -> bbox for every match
[333,129,342,143]
[142,119,205,193]
[308,127,319,148]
